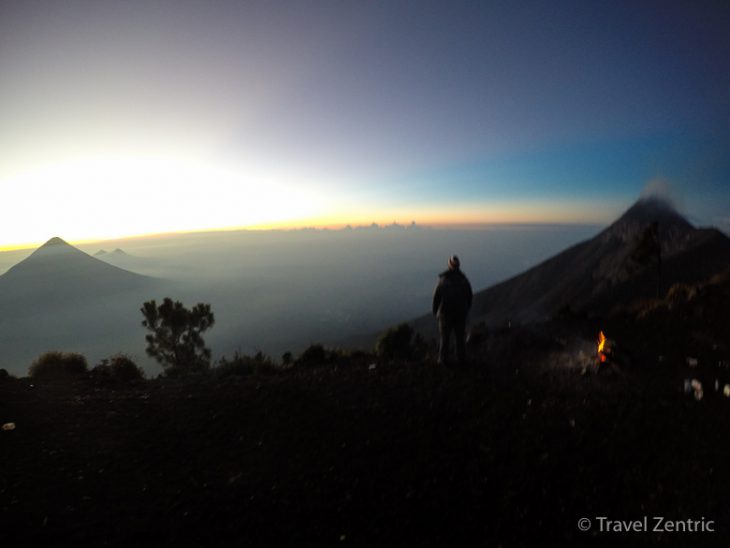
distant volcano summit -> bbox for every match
[0,237,151,303]
[600,196,693,251]
[41,236,71,248]
[95,248,131,259]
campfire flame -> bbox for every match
[597,330,607,363]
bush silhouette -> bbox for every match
[215,352,276,378]
[293,344,355,368]
[141,298,215,375]
[375,323,425,360]
[91,354,145,382]
[297,344,327,364]
[29,352,88,379]
[295,344,328,367]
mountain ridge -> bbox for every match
[408,198,730,338]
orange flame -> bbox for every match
[598,331,607,363]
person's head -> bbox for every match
[448,255,460,270]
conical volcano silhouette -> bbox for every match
[0,237,161,375]
[0,237,150,301]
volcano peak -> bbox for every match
[39,236,71,248]
[618,196,689,226]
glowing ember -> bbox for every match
[597,330,607,363]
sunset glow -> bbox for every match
[1,1,728,250]
[2,154,334,248]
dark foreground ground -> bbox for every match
[2,331,730,548]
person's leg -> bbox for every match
[438,320,452,365]
[455,319,467,366]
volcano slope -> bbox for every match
[409,197,730,340]
[0,237,162,373]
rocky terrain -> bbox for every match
[2,315,730,547]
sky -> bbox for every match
[1,0,728,249]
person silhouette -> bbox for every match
[432,255,472,366]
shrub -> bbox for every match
[91,354,145,382]
[375,323,425,360]
[292,344,358,368]
[294,344,329,367]
[29,352,88,379]
[215,352,277,378]
[141,298,215,375]
[293,344,342,367]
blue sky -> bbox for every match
[1,0,728,247]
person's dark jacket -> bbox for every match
[432,269,473,323]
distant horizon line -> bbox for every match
[0,220,608,252]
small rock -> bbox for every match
[2,423,15,431]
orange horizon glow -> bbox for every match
[0,139,623,253]
[0,208,610,253]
